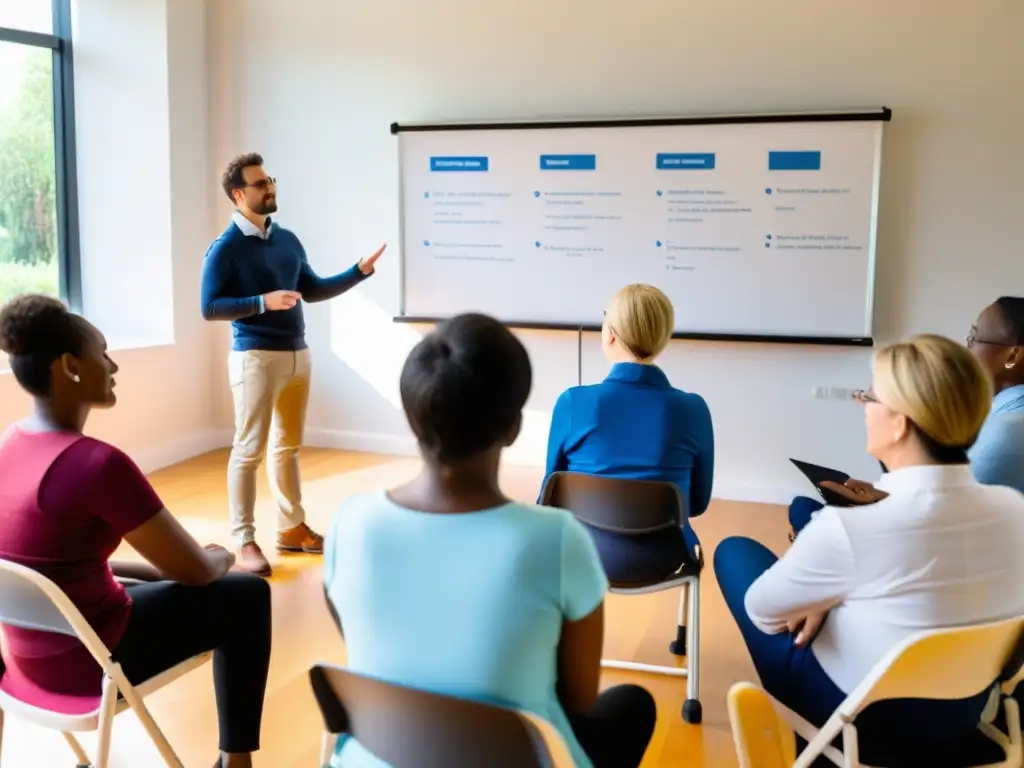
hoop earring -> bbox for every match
[1007,361,1017,370]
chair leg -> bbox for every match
[669,585,688,656]
[116,674,184,768]
[62,732,92,766]
[841,722,860,768]
[682,577,702,725]
[320,731,339,766]
[93,676,119,768]
[792,713,846,768]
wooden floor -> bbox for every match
[0,448,790,767]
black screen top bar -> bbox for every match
[390,107,892,135]
[393,316,873,348]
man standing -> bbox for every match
[201,153,384,576]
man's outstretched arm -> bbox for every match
[297,242,386,303]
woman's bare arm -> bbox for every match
[556,601,605,715]
[123,509,233,586]
[323,585,344,638]
[109,561,163,582]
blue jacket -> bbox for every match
[541,362,715,519]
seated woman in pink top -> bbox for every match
[0,295,271,768]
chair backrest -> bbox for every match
[727,682,796,768]
[999,625,1024,693]
[0,558,111,666]
[539,471,685,534]
[309,664,571,768]
[841,614,1024,718]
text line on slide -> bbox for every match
[768,151,821,171]
[430,156,490,172]
[539,154,596,171]
[656,153,716,170]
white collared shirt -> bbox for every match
[231,210,271,240]
[746,464,1024,692]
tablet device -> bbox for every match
[789,459,857,507]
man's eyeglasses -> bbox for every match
[966,325,1015,349]
[243,177,276,191]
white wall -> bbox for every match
[0,0,219,472]
[73,0,175,348]
[205,0,1024,503]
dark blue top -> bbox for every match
[540,363,715,519]
[200,218,371,351]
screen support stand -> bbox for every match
[577,326,583,387]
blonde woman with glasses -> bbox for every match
[788,297,1024,539]
[715,334,1024,766]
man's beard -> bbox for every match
[253,196,278,215]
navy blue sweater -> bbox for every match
[200,220,371,351]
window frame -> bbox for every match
[0,0,81,309]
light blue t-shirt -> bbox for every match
[322,492,609,768]
[969,384,1024,494]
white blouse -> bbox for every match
[745,464,1024,693]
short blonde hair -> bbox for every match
[873,333,992,450]
[606,284,675,361]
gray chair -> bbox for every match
[309,664,575,767]
[540,471,703,724]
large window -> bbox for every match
[0,0,78,308]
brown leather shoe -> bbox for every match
[236,542,272,577]
[276,523,323,554]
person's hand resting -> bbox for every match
[787,610,828,647]
[820,478,889,505]
[203,543,236,578]
[262,290,301,311]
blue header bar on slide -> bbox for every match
[539,154,596,171]
[430,156,489,172]
[768,151,821,171]
[656,153,716,170]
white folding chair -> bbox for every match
[0,558,211,768]
[540,471,704,723]
[746,615,1024,768]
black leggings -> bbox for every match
[569,684,657,768]
[112,573,272,754]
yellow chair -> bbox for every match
[729,614,1024,768]
[728,682,797,768]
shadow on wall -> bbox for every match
[325,292,553,466]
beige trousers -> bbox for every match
[227,348,311,546]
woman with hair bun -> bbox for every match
[0,294,271,768]
[716,334,1024,765]
[323,313,656,768]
